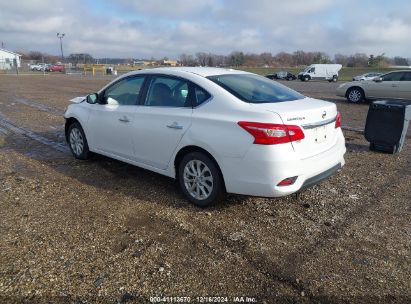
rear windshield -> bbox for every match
[207,74,304,103]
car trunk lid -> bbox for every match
[250,97,340,158]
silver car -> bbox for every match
[337,70,411,103]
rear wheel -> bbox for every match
[346,87,364,103]
[178,152,225,208]
[68,122,90,160]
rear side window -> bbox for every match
[207,74,304,104]
[193,85,211,106]
[145,76,190,107]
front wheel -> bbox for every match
[304,75,310,81]
[178,152,225,207]
[68,122,90,160]
[346,87,364,103]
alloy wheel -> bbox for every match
[70,127,84,156]
[348,89,362,103]
[183,160,214,200]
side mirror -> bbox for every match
[86,93,99,104]
[374,77,383,82]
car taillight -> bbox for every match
[335,112,341,129]
[277,176,297,186]
[238,121,305,145]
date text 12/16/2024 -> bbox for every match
[150,296,258,303]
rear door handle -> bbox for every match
[167,122,183,130]
[119,116,130,123]
[392,84,398,87]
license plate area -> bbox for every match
[314,126,327,143]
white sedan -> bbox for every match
[64,67,346,207]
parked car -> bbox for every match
[352,72,383,81]
[336,70,411,103]
[30,63,48,71]
[298,64,342,82]
[64,67,346,207]
[265,71,296,81]
[48,64,65,72]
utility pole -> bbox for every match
[57,33,65,62]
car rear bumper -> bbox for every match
[221,131,346,197]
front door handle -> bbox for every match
[119,116,130,123]
[167,122,183,130]
[392,84,398,87]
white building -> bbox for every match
[0,48,22,70]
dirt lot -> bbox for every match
[0,74,410,303]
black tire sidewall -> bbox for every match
[178,152,224,208]
[68,122,90,160]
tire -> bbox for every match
[332,75,338,82]
[68,122,90,160]
[178,152,225,208]
[346,87,364,103]
[304,75,310,82]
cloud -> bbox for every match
[0,0,409,59]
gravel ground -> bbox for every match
[0,75,410,303]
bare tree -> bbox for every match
[196,52,208,66]
[179,53,197,66]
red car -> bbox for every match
[48,64,65,72]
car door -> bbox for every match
[87,75,145,160]
[132,75,193,170]
[399,72,411,99]
[366,72,403,99]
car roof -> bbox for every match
[124,67,250,78]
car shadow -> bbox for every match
[3,131,248,210]
[345,142,370,152]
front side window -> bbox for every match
[145,76,190,107]
[400,72,411,81]
[207,74,304,104]
[103,76,145,105]
[382,72,404,81]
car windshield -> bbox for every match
[207,74,304,104]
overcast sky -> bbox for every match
[0,0,410,59]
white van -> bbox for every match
[298,64,342,82]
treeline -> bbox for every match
[20,49,410,68]
[180,51,410,68]
[20,51,60,63]
[20,51,95,65]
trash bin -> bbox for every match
[364,100,411,153]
